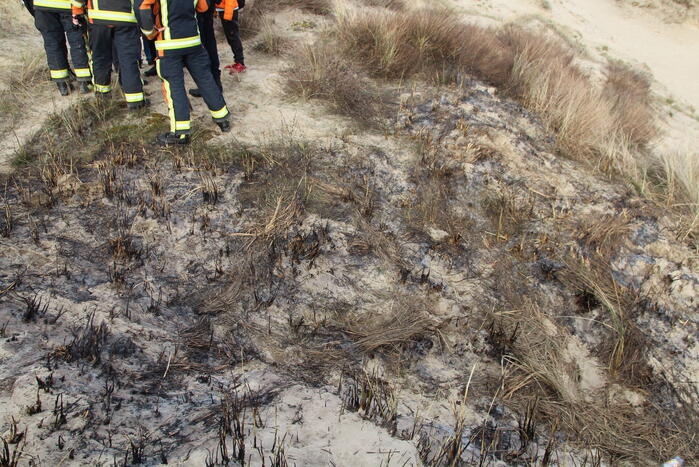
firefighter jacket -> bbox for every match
[75,0,138,26]
[214,0,239,21]
[31,0,84,16]
[133,0,211,55]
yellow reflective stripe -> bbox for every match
[88,9,137,22]
[161,0,170,40]
[155,36,201,51]
[74,68,91,77]
[50,69,69,79]
[124,92,144,102]
[210,106,229,119]
[157,60,176,133]
[175,121,191,130]
[94,83,112,93]
[71,0,83,6]
[141,28,155,36]
[34,0,72,8]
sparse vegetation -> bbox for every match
[1,2,698,466]
[284,42,388,124]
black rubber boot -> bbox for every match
[95,91,112,103]
[79,82,91,94]
[156,132,190,146]
[56,81,70,96]
[127,98,149,110]
[188,88,202,98]
[216,119,231,133]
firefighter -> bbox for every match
[133,0,231,146]
[76,0,147,108]
[217,0,245,74]
[23,0,92,96]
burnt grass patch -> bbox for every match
[0,81,697,464]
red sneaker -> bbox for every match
[227,63,246,74]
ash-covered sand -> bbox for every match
[1,2,698,466]
[1,79,697,465]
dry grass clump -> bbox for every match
[239,0,331,38]
[284,42,387,124]
[252,16,289,56]
[343,304,439,354]
[335,8,512,85]
[0,54,49,130]
[494,302,697,463]
[603,62,657,147]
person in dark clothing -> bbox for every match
[188,6,222,98]
[216,0,245,74]
[188,0,244,98]
[142,35,157,76]
[78,0,147,108]
[133,0,231,145]
[22,0,92,96]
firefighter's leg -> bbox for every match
[60,13,91,82]
[34,10,70,82]
[157,53,191,135]
[185,46,229,125]
[220,11,244,66]
[198,10,222,91]
[89,24,114,96]
[113,25,145,106]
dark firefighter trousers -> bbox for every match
[89,24,144,103]
[157,45,229,135]
[221,10,244,66]
[34,10,91,82]
[197,9,222,91]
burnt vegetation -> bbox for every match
[0,1,697,465]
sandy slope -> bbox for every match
[445,0,699,153]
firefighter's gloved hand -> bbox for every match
[71,14,87,30]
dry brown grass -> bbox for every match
[252,16,289,56]
[239,0,331,38]
[328,7,699,237]
[494,303,697,463]
[343,304,439,354]
[284,42,388,124]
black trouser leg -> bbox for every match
[34,10,70,81]
[89,24,114,94]
[197,10,222,90]
[61,14,91,81]
[220,10,244,65]
[114,26,144,103]
[185,46,229,123]
[142,36,157,65]
[157,52,191,134]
